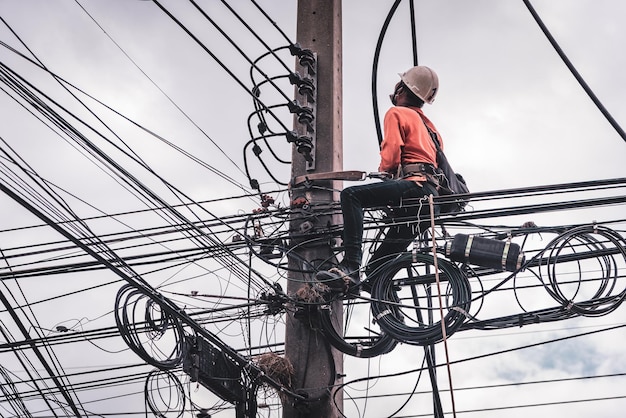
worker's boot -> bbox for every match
[315,261,361,298]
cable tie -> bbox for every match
[451,306,477,321]
[355,345,363,358]
[565,300,574,311]
[375,309,392,321]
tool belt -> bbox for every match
[399,162,441,187]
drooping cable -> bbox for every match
[523,0,626,143]
[372,0,402,146]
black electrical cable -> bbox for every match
[523,0,626,143]
[114,284,184,370]
[243,132,290,187]
[219,0,293,74]
[0,252,88,416]
[0,291,83,416]
[246,95,292,165]
[370,252,471,346]
[317,298,398,358]
[372,0,402,146]
[144,369,185,418]
[409,0,419,66]
[151,0,292,134]
[0,74,276,292]
[459,225,626,331]
[249,0,294,45]
[70,1,250,188]
[21,86,270,292]
[0,35,251,193]
[541,225,626,317]
[0,365,33,417]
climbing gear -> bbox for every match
[400,162,437,181]
[399,66,439,104]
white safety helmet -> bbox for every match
[398,66,439,104]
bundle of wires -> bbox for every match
[317,302,398,358]
[114,284,185,369]
[538,224,626,317]
[370,252,471,346]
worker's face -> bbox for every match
[389,82,404,106]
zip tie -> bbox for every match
[451,306,477,321]
[565,300,574,311]
[375,309,392,321]
[355,345,363,358]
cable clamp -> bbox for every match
[464,235,474,259]
[501,240,511,270]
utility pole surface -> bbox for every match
[284,0,343,417]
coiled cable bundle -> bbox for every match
[317,302,398,358]
[114,284,185,369]
[370,252,471,346]
[540,224,626,317]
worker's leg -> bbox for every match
[365,182,438,281]
[341,180,432,269]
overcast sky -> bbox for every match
[0,1,625,417]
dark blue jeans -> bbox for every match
[340,179,438,276]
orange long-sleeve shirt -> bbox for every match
[378,106,442,180]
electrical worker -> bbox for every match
[316,65,442,296]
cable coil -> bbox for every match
[370,252,471,346]
[114,284,184,369]
[317,303,398,358]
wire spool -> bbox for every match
[114,284,185,369]
[370,252,471,346]
[317,302,398,358]
[446,234,525,272]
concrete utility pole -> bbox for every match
[284,1,343,417]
